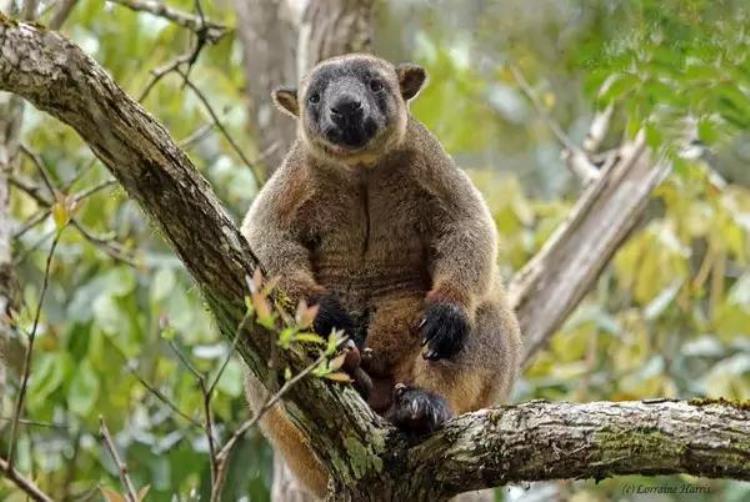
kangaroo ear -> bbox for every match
[272,86,299,117]
[396,63,427,101]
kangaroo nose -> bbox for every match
[330,97,363,124]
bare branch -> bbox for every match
[509,63,600,184]
[178,122,214,149]
[583,104,614,153]
[103,335,202,428]
[99,417,138,502]
[6,226,64,469]
[8,173,47,206]
[21,0,39,21]
[19,145,56,198]
[177,69,263,184]
[510,131,670,363]
[211,350,329,501]
[0,456,54,502]
[49,0,79,30]
[10,148,132,264]
[106,0,227,42]
[206,311,252,399]
[0,415,65,429]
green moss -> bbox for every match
[344,437,369,479]
[688,397,750,411]
[0,11,18,26]
[594,426,686,462]
[0,12,45,30]
[343,435,385,480]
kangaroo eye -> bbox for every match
[369,80,383,92]
[308,93,320,104]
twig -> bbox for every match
[138,52,193,102]
[60,431,82,500]
[13,209,49,240]
[508,64,600,184]
[106,0,227,42]
[103,336,202,428]
[0,456,54,502]
[70,219,137,267]
[180,0,209,83]
[6,227,65,469]
[200,377,218,490]
[99,417,138,502]
[177,69,263,184]
[13,176,116,239]
[210,350,329,501]
[19,145,56,197]
[0,416,64,429]
[8,174,48,206]
[167,340,203,381]
[10,172,131,265]
[72,179,117,202]
[206,311,252,399]
[21,0,39,20]
[167,339,220,488]
[178,122,215,149]
[49,0,79,30]
[60,157,98,192]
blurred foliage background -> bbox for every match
[2,0,750,500]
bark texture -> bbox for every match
[2,19,748,500]
[408,399,750,499]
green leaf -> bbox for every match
[293,332,325,345]
[68,360,100,416]
[28,353,73,410]
[150,267,176,303]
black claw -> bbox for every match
[419,302,470,361]
[386,385,452,434]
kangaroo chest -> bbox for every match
[307,172,431,308]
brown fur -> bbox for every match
[242,54,522,498]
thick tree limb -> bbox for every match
[1,19,746,500]
[409,399,750,499]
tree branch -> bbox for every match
[0,456,54,502]
[106,0,227,42]
[510,130,670,363]
[99,417,138,502]
[408,399,750,499]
